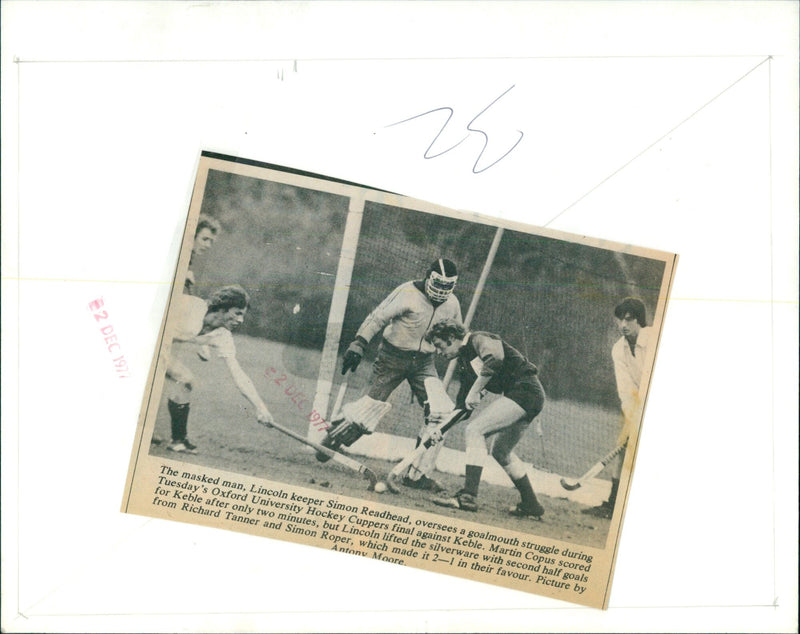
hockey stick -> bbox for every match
[559,442,627,491]
[385,409,471,493]
[265,420,378,489]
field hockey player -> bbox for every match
[426,319,547,519]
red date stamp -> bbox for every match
[88,297,130,378]
[265,366,330,431]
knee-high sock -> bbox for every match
[503,454,539,508]
[607,477,620,507]
[464,464,483,497]
[168,400,190,441]
[511,475,539,508]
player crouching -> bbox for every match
[426,320,547,519]
[164,285,273,453]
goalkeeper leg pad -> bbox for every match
[327,419,371,447]
[315,418,370,462]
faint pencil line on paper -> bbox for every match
[544,56,772,228]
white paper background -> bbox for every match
[2,2,797,632]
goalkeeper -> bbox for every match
[319,259,462,491]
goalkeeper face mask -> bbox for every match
[425,259,458,303]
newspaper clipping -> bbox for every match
[122,152,678,609]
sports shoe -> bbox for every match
[432,489,478,512]
[581,501,613,519]
[402,475,444,493]
[168,440,198,454]
[509,501,545,519]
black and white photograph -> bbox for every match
[123,153,676,608]
[145,161,351,467]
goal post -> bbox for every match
[442,226,504,389]
[306,192,365,443]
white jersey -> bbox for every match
[611,326,654,423]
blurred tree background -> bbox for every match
[196,168,349,349]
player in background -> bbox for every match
[164,285,274,453]
[152,214,222,445]
[582,297,652,518]
[427,319,547,518]
[319,259,463,491]
[185,215,221,296]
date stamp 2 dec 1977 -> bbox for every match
[88,297,130,378]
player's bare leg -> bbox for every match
[433,397,526,512]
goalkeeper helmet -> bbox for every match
[425,258,458,303]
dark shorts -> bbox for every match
[366,339,438,405]
[503,372,546,421]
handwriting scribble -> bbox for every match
[387,85,523,174]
